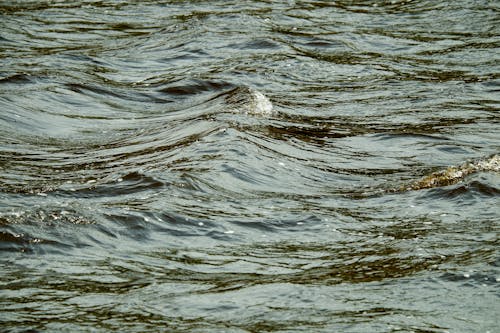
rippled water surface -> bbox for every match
[1,1,499,332]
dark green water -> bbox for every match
[1,1,499,332]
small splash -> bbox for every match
[225,86,274,116]
[248,89,273,115]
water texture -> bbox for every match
[1,1,499,332]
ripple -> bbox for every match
[1,1,499,332]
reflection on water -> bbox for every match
[1,0,499,332]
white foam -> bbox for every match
[228,87,274,116]
[474,154,500,172]
[249,89,273,115]
[396,154,499,192]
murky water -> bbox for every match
[1,1,499,332]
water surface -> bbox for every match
[1,1,499,332]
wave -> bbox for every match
[0,82,274,195]
[398,154,499,192]
[224,86,274,116]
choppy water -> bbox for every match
[1,1,499,332]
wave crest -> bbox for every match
[403,154,499,191]
[225,86,274,116]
